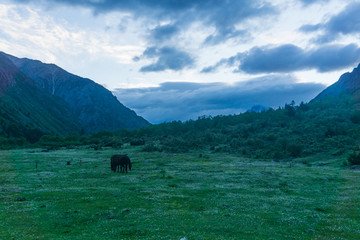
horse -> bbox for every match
[111,155,132,173]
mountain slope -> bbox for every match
[0,54,81,141]
[313,64,360,103]
[0,52,18,92]
[2,52,150,133]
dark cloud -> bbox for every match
[305,44,360,72]
[326,3,360,34]
[238,45,306,74]
[199,1,275,45]
[11,0,277,45]
[203,44,360,74]
[113,76,325,123]
[136,46,194,72]
[299,2,360,43]
[149,23,180,43]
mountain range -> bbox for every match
[0,51,359,144]
[0,52,149,141]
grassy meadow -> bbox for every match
[0,145,360,239]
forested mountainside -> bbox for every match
[0,52,149,142]
[22,64,360,162]
[110,64,360,159]
[1,51,359,161]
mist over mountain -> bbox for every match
[114,76,325,123]
[0,52,149,140]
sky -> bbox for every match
[0,0,359,123]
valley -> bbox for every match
[0,146,359,239]
[1,1,360,239]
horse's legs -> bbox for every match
[125,164,128,173]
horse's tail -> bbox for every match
[129,159,132,170]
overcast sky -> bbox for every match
[1,0,359,123]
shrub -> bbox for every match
[287,144,303,157]
[101,138,122,148]
[142,143,161,152]
[93,144,102,151]
[37,135,63,148]
[348,151,360,165]
[350,111,360,124]
[130,139,145,146]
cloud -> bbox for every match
[198,0,275,45]
[203,29,251,46]
[299,23,322,32]
[201,53,244,73]
[136,46,194,72]
[298,0,330,6]
[113,76,325,123]
[0,3,144,65]
[10,0,278,45]
[299,2,360,43]
[149,23,180,43]
[203,44,360,74]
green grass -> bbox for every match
[0,146,359,239]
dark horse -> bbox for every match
[111,155,132,173]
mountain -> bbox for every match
[0,52,149,139]
[247,105,270,113]
[313,64,360,103]
[0,53,81,141]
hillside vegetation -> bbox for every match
[130,96,360,157]
[3,95,355,166]
[1,57,359,164]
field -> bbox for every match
[0,146,360,239]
